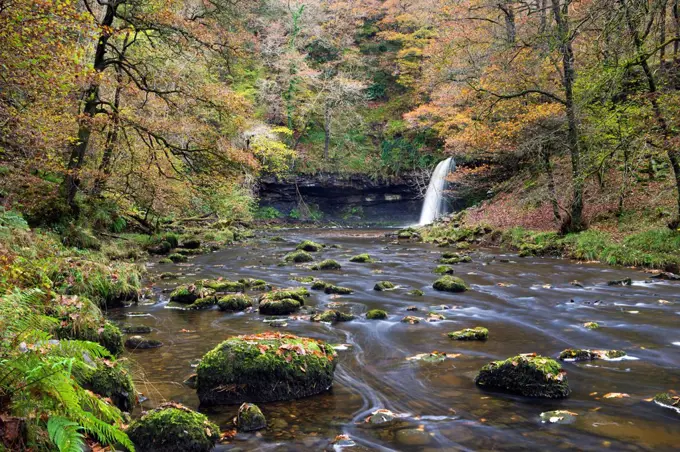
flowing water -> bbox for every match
[111,229,680,451]
[419,158,455,226]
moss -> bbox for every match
[407,289,424,296]
[236,403,267,432]
[201,279,245,293]
[148,240,172,255]
[292,276,315,283]
[259,298,301,315]
[434,265,455,274]
[401,316,420,324]
[186,296,217,310]
[439,255,472,265]
[127,403,219,452]
[349,253,374,263]
[448,327,488,341]
[311,280,329,290]
[168,253,188,263]
[311,310,355,323]
[583,321,600,330]
[366,309,388,320]
[374,281,395,291]
[158,258,173,264]
[169,284,215,304]
[324,285,353,295]
[182,238,201,249]
[196,332,337,405]
[218,294,253,312]
[433,275,469,293]
[427,312,446,321]
[311,259,341,270]
[240,278,270,291]
[260,287,309,303]
[296,240,324,252]
[558,349,626,361]
[51,298,124,356]
[397,228,421,240]
[81,358,135,413]
[653,393,680,412]
[284,250,314,263]
[474,354,570,398]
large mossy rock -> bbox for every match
[218,294,253,312]
[311,310,355,323]
[433,275,468,293]
[296,240,324,252]
[200,279,245,293]
[127,403,219,452]
[366,309,388,320]
[311,259,341,270]
[474,354,570,398]
[284,250,314,263]
[374,281,395,291]
[79,358,135,412]
[258,288,309,315]
[169,284,215,304]
[196,332,337,405]
[349,253,373,263]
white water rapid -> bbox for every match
[418,157,455,225]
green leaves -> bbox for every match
[47,417,85,452]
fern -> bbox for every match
[48,417,86,452]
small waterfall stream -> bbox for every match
[418,157,455,225]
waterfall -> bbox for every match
[419,157,455,226]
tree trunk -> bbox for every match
[540,143,561,224]
[551,0,585,233]
[323,104,331,160]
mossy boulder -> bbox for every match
[196,332,337,405]
[374,281,395,291]
[201,279,245,293]
[653,393,680,413]
[366,309,388,320]
[440,255,472,265]
[448,327,488,341]
[401,316,421,324]
[433,275,469,293]
[296,240,324,252]
[474,354,570,398]
[408,289,424,296]
[311,259,341,270]
[311,310,355,323]
[284,250,314,263]
[168,253,188,263]
[127,403,219,452]
[397,228,421,240]
[158,258,173,264]
[169,284,215,304]
[558,349,626,361]
[186,296,217,310]
[324,285,353,295]
[240,278,270,291]
[218,294,253,312]
[236,403,266,432]
[259,298,300,315]
[125,336,163,350]
[349,253,373,263]
[434,265,455,275]
[311,280,329,290]
[148,240,172,255]
[182,238,201,249]
[80,358,135,412]
[260,287,309,303]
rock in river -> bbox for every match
[296,240,324,252]
[196,332,337,405]
[474,354,570,398]
[236,403,267,432]
[127,403,219,452]
[125,335,163,350]
[448,327,488,341]
[433,275,469,293]
[366,309,388,320]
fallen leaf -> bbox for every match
[603,393,630,399]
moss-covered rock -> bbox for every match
[259,298,300,315]
[80,358,135,412]
[196,332,337,405]
[292,276,315,283]
[401,316,421,324]
[240,278,271,291]
[121,325,152,334]
[201,279,245,293]
[407,289,424,296]
[158,258,173,264]
[236,403,266,432]
[607,278,632,286]
[311,310,355,323]
[583,321,600,330]
[349,253,374,263]
[474,354,570,398]
[284,250,314,263]
[311,280,329,290]
[218,294,253,312]
[168,253,188,263]
[434,265,455,275]
[125,336,163,350]
[366,309,388,320]
[127,403,219,452]
[311,259,341,270]
[324,285,353,295]
[169,284,215,304]
[148,240,172,255]
[260,287,309,303]
[374,281,395,291]
[296,240,324,252]
[186,296,217,310]
[439,255,472,265]
[182,238,201,249]
[397,228,421,240]
[433,275,469,293]
[448,327,488,341]
[558,349,627,361]
[653,393,680,413]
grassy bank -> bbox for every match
[0,208,247,450]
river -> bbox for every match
[110,229,680,451]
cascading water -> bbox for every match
[418,157,455,225]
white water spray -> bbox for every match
[419,157,455,226]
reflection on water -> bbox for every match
[110,229,680,451]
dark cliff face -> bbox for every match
[257,173,424,225]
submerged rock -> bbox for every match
[434,265,455,275]
[218,294,253,312]
[395,428,432,446]
[311,259,341,270]
[653,393,680,414]
[127,403,219,452]
[401,316,421,324]
[296,240,324,252]
[284,250,315,263]
[366,409,397,425]
[196,332,336,405]
[125,336,163,350]
[366,309,388,320]
[448,327,488,341]
[406,306,419,311]
[311,310,355,323]
[474,354,570,398]
[558,348,626,361]
[540,410,578,424]
[121,325,152,334]
[350,253,374,263]
[433,275,469,293]
[607,278,632,286]
[324,285,353,295]
[311,280,329,290]
[374,281,395,291]
[236,402,267,432]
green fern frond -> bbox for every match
[48,416,86,452]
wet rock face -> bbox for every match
[236,403,267,431]
[127,403,220,452]
[474,354,570,398]
[196,332,336,405]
